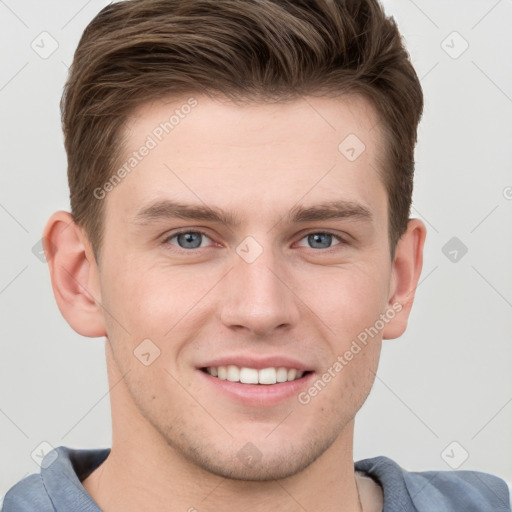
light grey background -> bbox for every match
[1,0,511,498]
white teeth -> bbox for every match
[240,367,259,384]
[226,365,239,382]
[276,367,288,382]
[259,367,277,384]
[205,365,306,384]
[287,368,297,381]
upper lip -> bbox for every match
[198,355,313,372]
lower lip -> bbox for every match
[197,369,315,407]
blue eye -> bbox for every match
[165,231,212,249]
[163,230,344,252]
[298,232,343,250]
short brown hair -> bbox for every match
[61,0,423,260]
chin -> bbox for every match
[163,427,339,482]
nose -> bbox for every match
[219,242,300,337]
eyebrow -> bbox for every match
[131,198,373,227]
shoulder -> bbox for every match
[355,455,511,512]
[403,465,511,511]
[2,445,109,512]
[2,474,55,512]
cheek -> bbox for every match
[301,336,380,430]
[300,262,387,404]
[102,256,183,329]
[300,261,390,338]
[100,257,212,374]
[324,334,381,410]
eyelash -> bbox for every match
[162,229,347,253]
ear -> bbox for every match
[382,218,426,340]
[43,211,107,338]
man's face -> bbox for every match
[97,94,393,480]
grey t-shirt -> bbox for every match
[2,446,510,511]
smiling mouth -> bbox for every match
[200,365,312,385]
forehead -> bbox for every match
[105,93,387,226]
[125,93,382,155]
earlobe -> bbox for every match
[382,218,427,340]
[43,211,107,338]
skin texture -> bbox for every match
[44,94,426,512]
